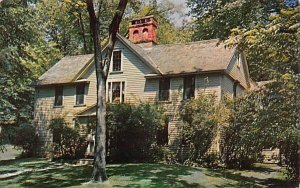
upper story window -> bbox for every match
[183,76,195,100]
[54,86,63,106]
[76,84,85,105]
[108,81,125,103]
[159,78,170,101]
[112,51,122,72]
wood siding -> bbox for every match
[226,52,249,88]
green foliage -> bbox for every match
[226,8,299,81]
[106,103,169,163]
[0,1,62,134]
[36,0,93,55]
[48,118,88,159]
[221,92,265,169]
[222,74,299,180]
[187,0,284,40]
[179,94,229,166]
[11,123,39,157]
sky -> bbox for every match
[165,0,191,26]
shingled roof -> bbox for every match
[36,35,235,86]
[37,54,93,86]
[117,35,235,76]
[144,40,235,75]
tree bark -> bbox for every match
[86,0,128,182]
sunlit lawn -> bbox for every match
[0,158,296,188]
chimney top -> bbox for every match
[128,15,157,45]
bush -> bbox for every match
[221,93,265,169]
[221,75,300,180]
[106,103,167,163]
[179,94,228,166]
[48,118,87,159]
[11,123,39,157]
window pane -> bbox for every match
[54,86,63,106]
[76,84,85,105]
[183,76,195,100]
[159,78,170,101]
[112,51,121,72]
[112,82,121,103]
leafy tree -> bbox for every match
[226,7,299,81]
[0,0,59,145]
[86,0,128,182]
[187,0,285,40]
[36,0,93,55]
[0,0,61,151]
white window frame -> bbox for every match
[107,81,125,103]
[75,84,85,106]
[111,50,122,72]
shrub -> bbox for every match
[221,75,300,180]
[221,93,266,169]
[11,123,39,157]
[106,103,167,163]
[179,94,228,166]
[48,118,87,159]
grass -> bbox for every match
[0,158,296,188]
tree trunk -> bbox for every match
[86,0,128,182]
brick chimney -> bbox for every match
[128,15,157,46]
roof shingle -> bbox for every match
[37,54,93,85]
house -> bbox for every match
[34,16,251,156]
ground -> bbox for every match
[0,158,296,188]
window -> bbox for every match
[159,78,170,101]
[108,81,125,103]
[54,86,63,106]
[76,84,85,105]
[183,76,195,100]
[112,51,121,72]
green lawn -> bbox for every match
[0,158,295,188]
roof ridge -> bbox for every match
[152,39,221,47]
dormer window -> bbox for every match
[76,84,85,105]
[54,86,63,107]
[112,51,121,72]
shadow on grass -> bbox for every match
[107,164,201,188]
[3,165,92,188]
[0,160,296,188]
[204,168,297,188]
